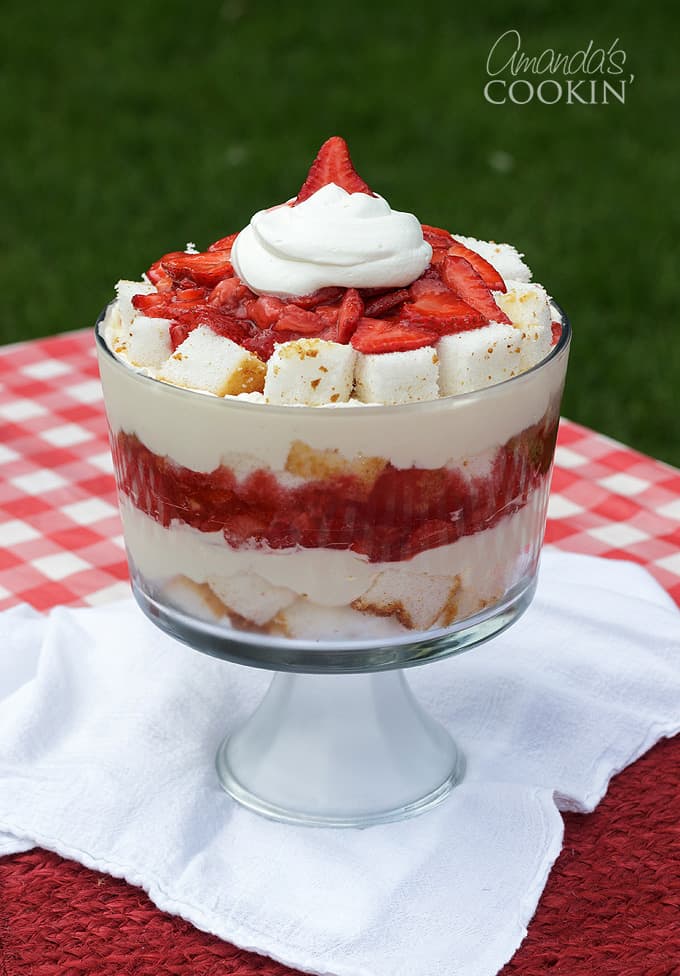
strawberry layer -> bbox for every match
[130,222,513,359]
[112,415,557,565]
[119,492,547,640]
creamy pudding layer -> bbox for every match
[100,303,563,473]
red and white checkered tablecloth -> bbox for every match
[1,328,679,611]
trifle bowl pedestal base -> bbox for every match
[216,669,464,827]
[133,574,538,826]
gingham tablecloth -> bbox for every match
[1,329,679,975]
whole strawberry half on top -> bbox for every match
[295,136,376,203]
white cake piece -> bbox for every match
[453,235,532,283]
[352,569,461,631]
[208,573,296,627]
[158,325,266,396]
[454,554,512,623]
[264,339,356,406]
[285,440,387,488]
[494,279,551,332]
[517,325,553,371]
[125,316,173,369]
[495,281,553,371]
[164,575,230,623]
[437,323,522,395]
[274,599,407,640]
[354,347,439,404]
[115,280,156,329]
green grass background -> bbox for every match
[1,1,678,463]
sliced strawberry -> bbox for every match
[408,275,450,300]
[132,292,174,316]
[358,286,390,297]
[405,519,457,558]
[441,256,510,323]
[351,317,439,354]
[223,512,272,547]
[171,304,254,344]
[174,287,208,303]
[333,288,363,343]
[136,295,254,347]
[421,224,454,248]
[207,232,239,254]
[364,289,409,318]
[406,292,486,332]
[201,315,251,344]
[429,248,448,270]
[160,251,233,287]
[314,303,340,330]
[242,329,279,361]
[446,241,506,293]
[273,305,321,335]
[245,295,285,329]
[551,321,561,346]
[146,259,173,292]
[208,276,252,308]
[169,321,194,351]
[294,286,344,309]
[132,290,210,320]
[295,136,374,204]
[408,268,449,298]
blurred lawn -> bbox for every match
[1,1,678,463]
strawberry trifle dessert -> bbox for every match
[97,137,570,658]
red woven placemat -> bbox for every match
[1,330,679,975]
[2,736,678,976]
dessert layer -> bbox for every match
[121,491,546,638]
[105,278,558,408]
[98,314,566,473]
[111,414,557,564]
[103,137,566,409]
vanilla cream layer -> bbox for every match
[98,309,566,474]
[120,490,546,611]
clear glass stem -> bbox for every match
[216,669,464,827]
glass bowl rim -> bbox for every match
[95,300,571,417]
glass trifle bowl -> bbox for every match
[95,302,570,827]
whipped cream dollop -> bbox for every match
[231,183,432,297]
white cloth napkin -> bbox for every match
[1,549,679,976]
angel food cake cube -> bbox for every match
[115,280,156,330]
[352,569,461,630]
[264,339,356,405]
[208,573,296,627]
[158,325,266,396]
[354,347,439,404]
[124,315,174,369]
[437,323,522,395]
[494,280,553,371]
[164,576,230,622]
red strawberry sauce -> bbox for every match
[112,414,558,564]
